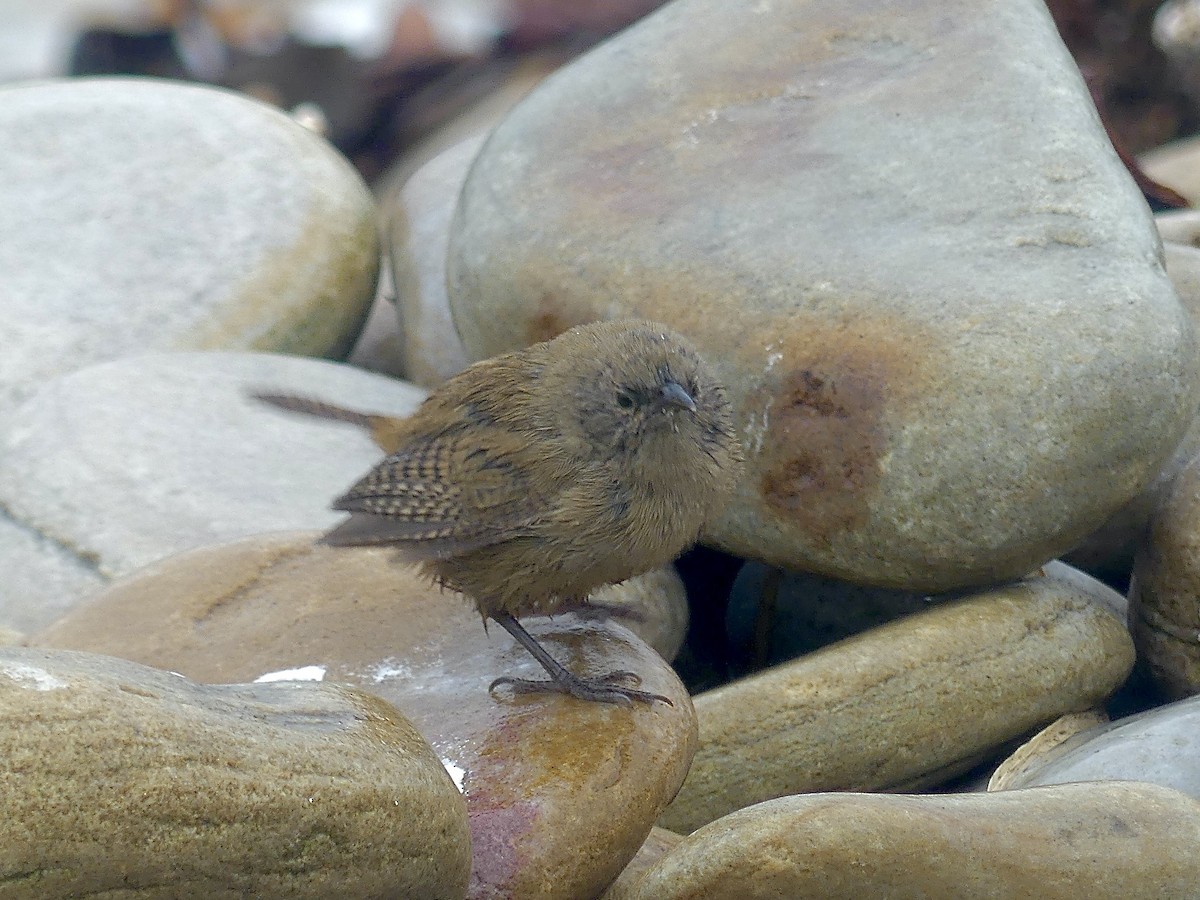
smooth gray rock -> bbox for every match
[0,518,103,635]
[1068,241,1200,578]
[997,695,1200,801]
[0,352,424,632]
[387,135,482,387]
[447,0,1198,592]
[0,77,378,415]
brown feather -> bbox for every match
[318,320,744,625]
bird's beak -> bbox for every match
[660,380,697,412]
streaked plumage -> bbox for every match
[266,319,743,704]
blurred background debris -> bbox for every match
[0,0,669,181]
[4,0,1200,194]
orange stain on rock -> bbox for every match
[752,315,939,545]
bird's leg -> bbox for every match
[489,612,672,706]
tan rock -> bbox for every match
[994,694,1200,801]
[632,783,1200,899]
[34,532,696,900]
[446,0,1196,592]
[987,709,1110,791]
[659,567,1134,833]
[0,646,470,899]
[1130,450,1200,698]
[591,564,689,662]
[600,827,682,900]
[1156,208,1200,246]
[1143,134,1200,207]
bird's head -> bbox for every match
[537,320,744,494]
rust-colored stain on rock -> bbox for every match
[755,317,934,544]
[761,365,884,514]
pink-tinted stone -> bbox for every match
[35,532,697,899]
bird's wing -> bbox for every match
[321,429,547,557]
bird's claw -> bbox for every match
[489,671,672,707]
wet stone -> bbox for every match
[34,532,696,900]
[0,645,471,899]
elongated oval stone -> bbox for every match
[0,647,471,898]
[632,783,1200,899]
[658,566,1134,833]
[447,0,1198,591]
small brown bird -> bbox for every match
[259,319,742,705]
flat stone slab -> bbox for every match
[447,0,1197,591]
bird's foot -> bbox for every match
[489,669,672,706]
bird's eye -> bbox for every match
[616,390,635,410]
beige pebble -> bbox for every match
[987,709,1110,790]
[600,827,683,900]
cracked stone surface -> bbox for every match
[0,352,424,633]
[0,77,379,417]
[446,0,1198,592]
